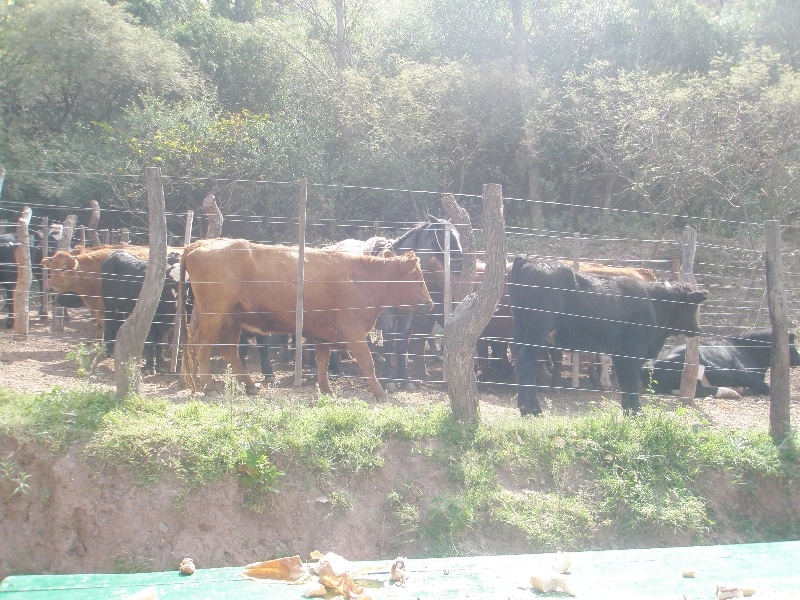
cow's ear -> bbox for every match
[400,252,419,273]
[689,290,708,304]
[380,248,397,258]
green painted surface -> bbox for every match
[2,541,799,599]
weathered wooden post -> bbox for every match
[13,207,33,340]
[86,201,101,246]
[100,229,110,245]
[0,220,6,235]
[679,226,700,404]
[443,184,505,422]
[39,217,49,321]
[114,168,168,397]
[119,228,130,245]
[572,232,580,388]
[294,178,307,387]
[764,220,790,442]
[51,215,77,332]
[171,210,194,373]
[203,194,223,238]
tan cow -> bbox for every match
[179,238,433,399]
[43,245,152,339]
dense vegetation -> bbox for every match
[0,0,798,240]
[2,386,797,553]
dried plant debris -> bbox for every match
[717,584,756,599]
[682,568,697,578]
[242,555,306,582]
[551,551,571,574]
[178,558,195,575]
[301,582,327,598]
[390,557,407,586]
[530,571,576,596]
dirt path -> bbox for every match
[1,308,799,428]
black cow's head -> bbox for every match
[655,283,708,337]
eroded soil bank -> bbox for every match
[2,436,799,579]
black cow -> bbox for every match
[0,228,64,327]
[101,250,182,374]
[237,333,344,381]
[509,258,708,416]
[641,329,800,397]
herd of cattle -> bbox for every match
[1,220,798,416]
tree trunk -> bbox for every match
[86,200,101,246]
[678,226,700,404]
[203,194,224,239]
[114,168,168,397]
[336,0,352,156]
[13,207,32,340]
[764,220,790,442]
[444,184,506,422]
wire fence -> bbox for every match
[0,169,798,400]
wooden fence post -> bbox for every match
[100,229,110,245]
[13,207,33,340]
[114,168,168,397]
[441,195,476,304]
[572,232,580,389]
[51,216,77,332]
[0,220,6,234]
[171,210,194,373]
[203,194,223,238]
[294,178,307,387]
[764,220,790,442]
[39,217,49,321]
[87,201,101,246]
[678,226,700,404]
[119,228,130,245]
[444,183,505,422]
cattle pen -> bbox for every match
[2,167,800,580]
[0,168,798,423]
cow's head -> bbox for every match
[42,250,80,292]
[665,284,708,337]
[394,251,434,315]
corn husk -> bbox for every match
[242,555,305,581]
[552,551,571,574]
[301,582,327,598]
[179,558,195,575]
[390,557,407,586]
[717,584,745,599]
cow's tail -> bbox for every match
[508,255,527,359]
[177,248,196,392]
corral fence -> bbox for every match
[0,166,796,438]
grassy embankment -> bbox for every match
[1,384,798,558]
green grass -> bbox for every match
[0,386,796,555]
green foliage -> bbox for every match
[66,343,106,382]
[0,453,32,499]
[0,387,794,552]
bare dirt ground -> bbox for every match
[1,308,799,428]
[1,308,799,578]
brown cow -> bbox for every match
[43,245,152,339]
[179,238,433,399]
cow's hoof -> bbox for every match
[401,381,417,391]
[374,392,389,402]
[714,387,741,399]
[262,374,276,383]
[519,407,542,417]
[385,382,398,392]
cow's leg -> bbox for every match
[154,328,168,374]
[92,310,105,340]
[515,344,542,416]
[3,288,14,328]
[237,331,250,368]
[314,343,333,395]
[255,334,276,382]
[191,316,224,393]
[549,348,564,391]
[728,371,771,396]
[346,338,389,400]
[408,335,429,380]
[142,332,156,376]
[476,337,490,378]
[215,325,258,395]
[614,356,643,414]
[104,311,119,355]
[328,351,343,377]
[599,354,613,391]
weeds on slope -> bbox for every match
[0,386,796,554]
